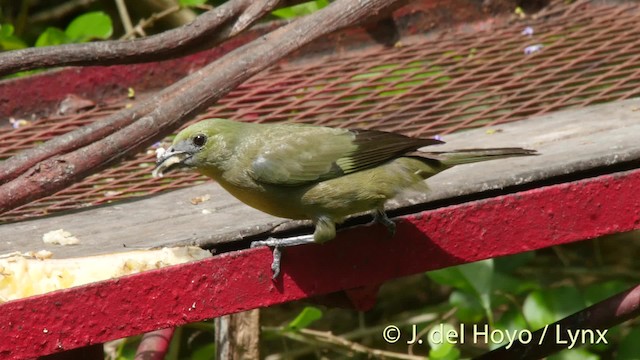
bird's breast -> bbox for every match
[212,174,310,220]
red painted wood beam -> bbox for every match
[2,169,639,360]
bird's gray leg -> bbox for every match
[250,235,317,248]
[250,217,335,279]
[372,208,396,236]
[250,234,315,279]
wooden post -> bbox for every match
[214,309,260,359]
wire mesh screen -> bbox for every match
[1,1,639,222]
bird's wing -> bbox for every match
[335,129,443,174]
[249,125,443,186]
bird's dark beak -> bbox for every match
[152,148,191,178]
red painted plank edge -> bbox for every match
[2,169,639,359]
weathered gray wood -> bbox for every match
[1,98,639,258]
[0,184,285,258]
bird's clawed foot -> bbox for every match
[250,234,315,279]
[372,209,396,237]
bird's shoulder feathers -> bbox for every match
[246,123,443,187]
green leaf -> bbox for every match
[114,334,141,360]
[285,306,323,331]
[459,260,493,297]
[617,327,640,360]
[36,27,71,47]
[547,347,598,360]
[428,260,493,293]
[584,280,629,306]
[272,0,329,19]
[523,287,585,330]
[494,251,535,273]
[427,267,469,290]
[495,309,528,333]
[491,272,539,297]
[65,12,113,42]
[428,323,461,360]
[191,343,216,360]
[0,37,27,50]
[450,290,485,323]
[0,23,13,37]
[491,309,528,349]
[459,260,494,324]
[271,7,296,19]
[522,291,557,330]
[429,346,460,360]
[0,24,27,50]
[428,260,495,323]
[179,0,207,6]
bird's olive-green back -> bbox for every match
[246,123,356,185]
[175,118,442,187]
[243,123,442,186]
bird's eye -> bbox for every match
[192,134,207,147]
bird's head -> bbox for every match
[152,118,240,178]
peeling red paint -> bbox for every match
[1,169,639,359]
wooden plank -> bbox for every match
[1,98,639,257]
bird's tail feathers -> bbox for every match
[414,148,537,166]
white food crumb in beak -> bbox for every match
[155,147,166,160]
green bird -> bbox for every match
[154,118,536,277]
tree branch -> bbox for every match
[0,0,403,214]
[475,283,640,359]
[0,0,286,185]
[0,0,287,77]
[30,0,98,24]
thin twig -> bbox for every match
[408,306,456,355]
[284,328,426,360]
[264,312,442,359]
[115,0,134,35]
[121,5,182,40]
